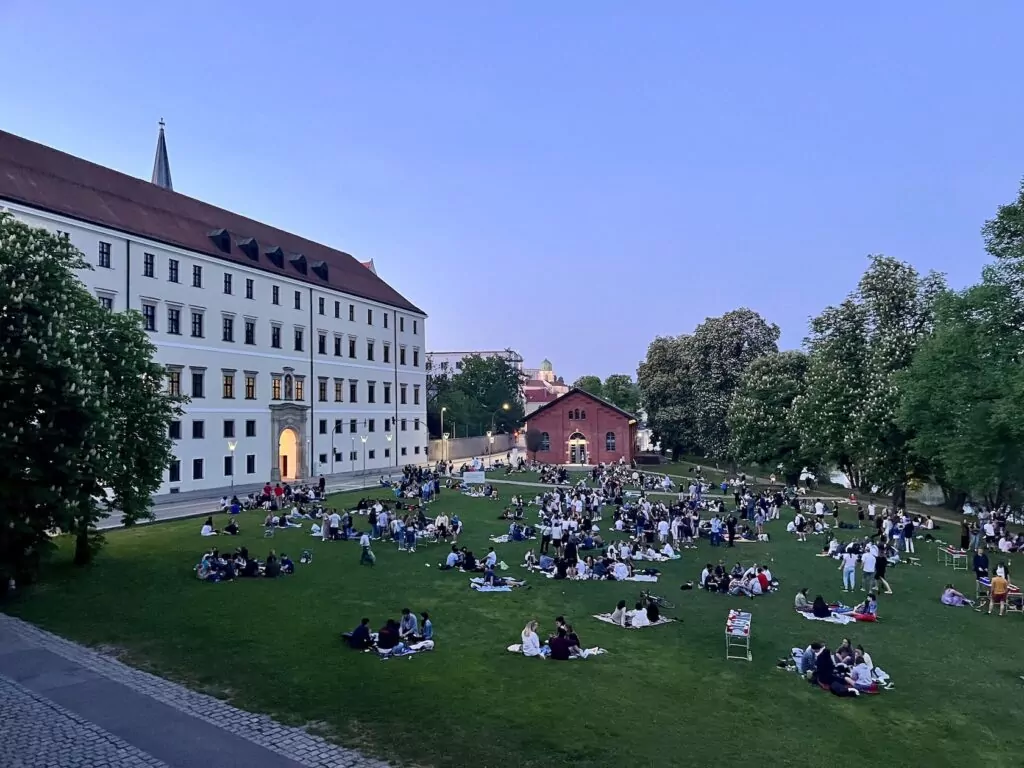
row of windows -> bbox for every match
[96,241,419,333]
[169,443,424,483]
[132,302,420,366]
[165,369,421,405]
[536,432,617,451]
[171,416,422,441]
[568,409,587,420]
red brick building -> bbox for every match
[524,388,637,465]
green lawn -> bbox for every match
[6,489,1024,768]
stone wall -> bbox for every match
[429,434,514,462]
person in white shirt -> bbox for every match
[359,532,375,566]
[661,543,675,558]
[840,551,859,592]
[629,604,651,628]
[521,621,542,657]
[998,536,1013,554]
[657,519,670,543]
[484,547,498,568]
[861,549,877,593]
[612,561,630,581]
[200,518,218,536]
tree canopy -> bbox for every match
[427,353,525,437]
[571,375,603,398]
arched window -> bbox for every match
[580,409,586,420]
[568,409,574,420]
[605,431,616,451]
[540,432,550,451]
[283,374,294,400]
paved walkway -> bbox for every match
[0,614,388,768]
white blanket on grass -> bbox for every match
[506,644,608,659]
[593,613,676,629]
[376,640,435,659]
[799,611,857,625]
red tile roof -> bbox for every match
[0,130,423,314]
[524,387,638,422]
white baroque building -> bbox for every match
[0,126,428,497]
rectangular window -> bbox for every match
[192,420,205,439]
[334,379,343,402]
[294,290,302,310]
[414,446,420,455]
[223,455,233,477]
[222,373,235,399]
[413,349,420,367]
[192,458,204,480]
[400,384,407,405]
[244,320,255,345]
[190,311,204,338]
[222,316,234,342]
[191,371,205,398]
[98,241,111,268]
[167,370,181,396]
[383,344,390,364]
[349,451,358,462]
[349,419,357,433]
[367,308,373,325]
[384,418,391,432]
[414,418,420,431]
[192,264,203,288]
[334,337,342,356]
[318,333,326,355]
[413,319,418,335]
[272,376,282,400]
[245,419,256,437]
[168,258,179,282]
[318,378,328,402]
[383,383,391,404]
[272,285,280,305]
[399,317,405,332]
[143,252,155,277]
[384,313,389,329]
[334,301,340,318]
[168,421,181,439]
[245,375,256,400]
[271,325,281,348]
[366,341,374,361]
[367,382,376,403]
[334,419,342,434]
[318,297,325,315]
[401,419,407,431]
[295,379,304,401]
[246,454,256,474]
[319,452,328,466]
[348,338,357,358]
[369,449,376,460]
[368,418,376,433]
[98,295,113,311]
[349,304,355,321]
[384,448,390,458]
[400,347,407,365]
[142,304,156,331]
[168,459,181,483]
[319,419,327,435]
[223,419,235,438]
[245,278,254,299]
[167,307,180,335]
[294,329,304,352]
[413,385,420,405]
[349,380,358,403]
[401,446,407,456]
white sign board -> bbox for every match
[462,471,486,485]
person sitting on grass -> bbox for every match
[377,619,400,651]
[852,593,878,620]
[812,595,831,619]
[224,519,239,536]
[521,620,543,657]
[941,584,973,607]
[483,563,506,587]
[280,553,295,574]
[629,602,651,628]
[523,549,538,568]
[343,618,372,650]
[548,627,572,660]
[440,546,461,570]
[794,587,813,612]
[264,550,281,578]
[611,599,629,627]
[399,608,419,641]
[414,612,433,642]
[201,517,219,536]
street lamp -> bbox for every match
[440,406,447,462]
[360,434,368,474]
[386,432,393,466]
[491,402,511,434]
[486,430,493,465]
[443,432,450,469]
[227,440,237,491]
[350,436,355,472]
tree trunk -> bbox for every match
[891,482,907,510]
[73,520,92,567]
[784,471,801,487]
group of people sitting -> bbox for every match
[608,596,662,627]
[200,516,240,537]
[519,616,585,659]
[523,549,659,582]
[343,608,434,653]
[699,561,777,597]
[780,637,892,696]
[794,587,879,621]
[195,547,295,582]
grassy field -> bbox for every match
[5,487,1024,768]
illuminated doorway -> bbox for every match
[568,432,588,464]
[279,427,298,480]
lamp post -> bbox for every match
[331,422,337,475]
[486,430,493,466]
[440,406,447,462]
[491,402,511,434]
[360,434,368,474]
[443,432,450,470]
[386,432,393,467]
[350,436,355,472]
[227,440,237,491]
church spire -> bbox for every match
[151,119,173,191]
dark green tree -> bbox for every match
[602,374,640,413]
[427,352,525,437]
[572,375,604,398]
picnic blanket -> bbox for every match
[376,640,435,660]
[593,612,676,629]
[799,611,858,625]
[490,534,535,544]
[506,644,608,659]
[469,577,524,592]
[632,552,682,562]
[625,574,659,583]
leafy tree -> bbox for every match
[0,214,182,588]
[637,335,697,456]
[727,350,814,484]
[524,429,545,461]
[602,374,640,413]
[426,352,524,437]
[572,375,603,398]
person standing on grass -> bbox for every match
[860,546,877,594]
[874,548,893,594]
[359,531,375,566]
[726,513,737,547]
[989,572,1009,616]
[840,550,858,592]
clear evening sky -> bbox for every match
[2,2,1022,380]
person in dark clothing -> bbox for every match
[812,595,831,619]
[645,598,661,623]
[344,618,372,649]
[973,548,990,579]
[960,520,971,551]
[554,558,569,580]
[376,620,400,650]
[264,551,281,578]
[726,515,737,547]
[813,645,836,686]
[548,628,571,660]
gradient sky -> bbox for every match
[3,2,1022,380]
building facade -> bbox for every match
[0,128,429,496]
[523,358,570,415]
[524,388,637,465]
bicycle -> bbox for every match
[641,589,675,611]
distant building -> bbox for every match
[426,349,524,377]
[523,358,569,414]
[524,388,637,465]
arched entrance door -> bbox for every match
[567,431,588,464]
[279,427,298,480]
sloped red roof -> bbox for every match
[0,130,423,314]
[524,387,637,422]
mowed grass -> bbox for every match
[6,488,1024,768]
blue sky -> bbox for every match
[3,2,1022,380]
